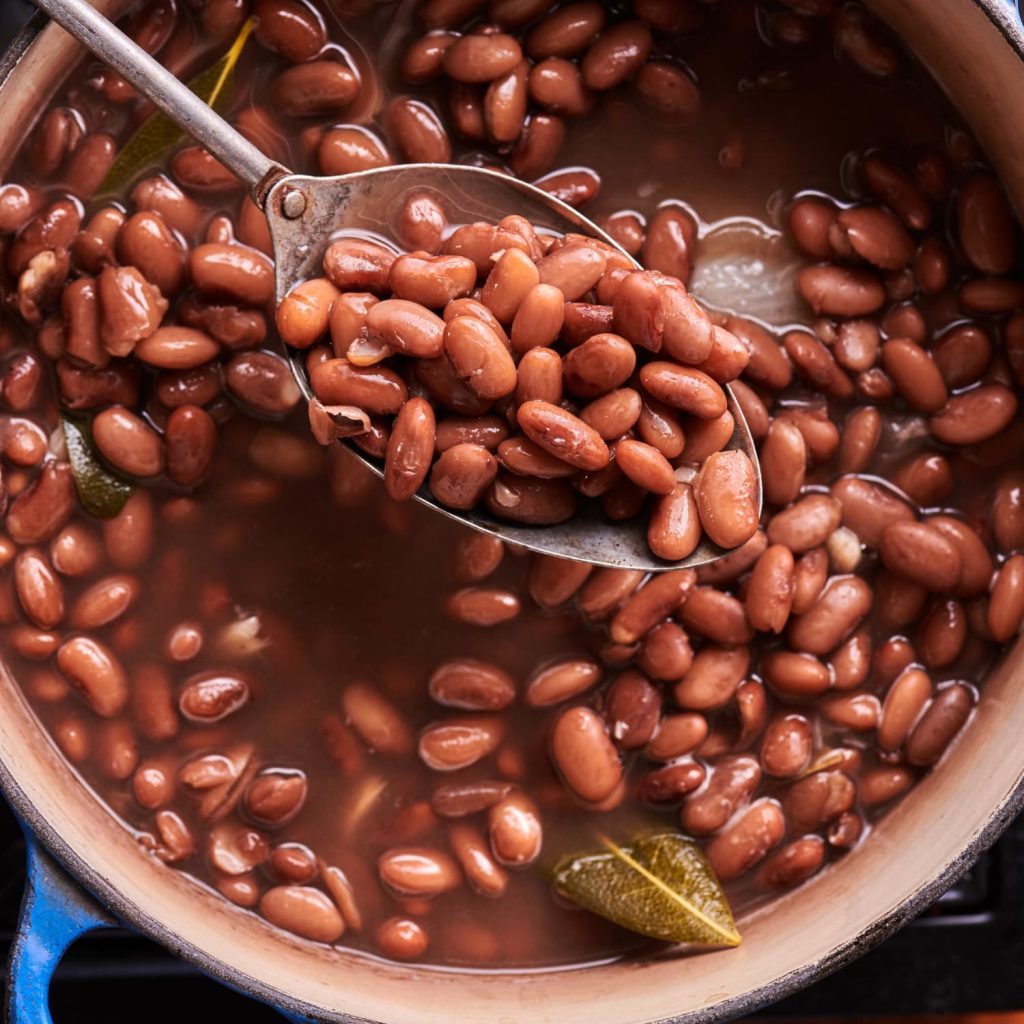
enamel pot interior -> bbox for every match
[1,2,1024,1022]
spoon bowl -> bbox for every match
[33,0,762,572]
[265,165,761,571]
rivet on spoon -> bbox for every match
[282,189,307,219]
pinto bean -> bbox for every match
[745,545,795,634]
[563,333,636,398]
[342,683,413,756]
[581,21,653,91]
[783,770,854,831]
[610,569,694,644]
[766,494,842,554]
[880,338,947,413]
[879,521,963,592]
[378,847,461,898]
[988,555,1024,642]
[673,645,749,710]
[678,587,752,646]
[762,650,830,699]
[445,316,518,400]
[551,706,622,803]
[430,444,499,509]
[386,97,452,163]
[419,716,504,771]
[905,684,973,766]
[787,575,872,655]
[933,516,995,598]
[831,475,914,548]
[760,418,806,507]
[919,598,968,665]
[879,666,932,751]
[760,714,813,778]
[929,385,1018,446]
[485,474,577,524]
[488,792,542,867]
[693,450,759,550]
[797,264,885,316]
[707,800,785,881]
[957,174,1017,275]
[648,482,702,561]
[444,33,522,82]
[681,755,760,835]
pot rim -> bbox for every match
[0,3,1023,1022]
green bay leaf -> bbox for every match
[552,832,741,947]
[100,17,256,195]
[62,416,133,520]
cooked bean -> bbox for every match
[746,545,795,634]
[386,97,452,163]
[485,474,577,524]
[880,338,947,413]
[419,716,504,771]
[488,792,542,867]
[551,705,622,803]
[760,419,806,507]
[15,549,64,629]
[429,658,515,711]
[707,799,785,881]
[797,264,885,316]
[444,316,517,400]
[563,333,636,398]
[261,886,344,943]
[69,574,138,630]
[787,575,872,655]
[905,684,973,766]
[430,443,498,509]
[761,715,812,778]
[525,658,601,707]
[92,406,164,478]
[919,598,967,666]
[57,636,128,717]
[445,587,520,626]
[449,823,509,898]
[385,398,435,500]
[929,385,1018,445]
[783,770,854,831]
[681,755,760,835]
[958,174,1016,275]
[878,666,932,751]
[581,20,652,91]
[341,682,413,756]
[988,555,1024,642]
[444,33,522,82]
[879,521,963,592]
[272,60,359,116]
[762,650,830,698]
[610,569,694,644]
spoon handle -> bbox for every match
[31,0,289,205]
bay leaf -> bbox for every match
[100,17,256,194]
[61,416,133,520]
[552,832,741,947]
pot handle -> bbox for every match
[5,832,116,1024]
[6,832,317,1023]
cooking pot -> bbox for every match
[2,2,1024,1022]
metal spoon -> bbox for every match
[31,0,762,572]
